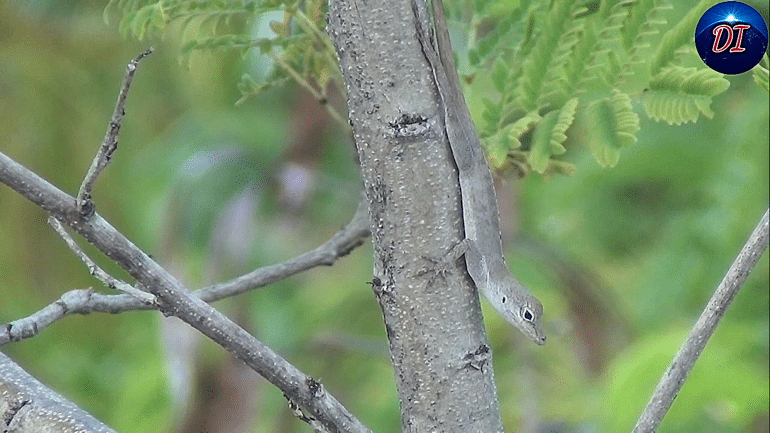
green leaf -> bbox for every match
[529,114,558,172]
[128,3,166,40]
[507,111,542,148]
[650,0,713,75]
[484,128,512,169]
[491,57,509,94]
[235,72,290,105]
[179,34,256,65]
[517,0,575,110]
[586,91,639,167]
[468,50,480,66]
[483,111,541,170]
[581,0,631,87]
[481,97,503,135]
[564,19,596,95]
[547,159,578,176]
[537,12,586,107]
[552,97,578,154]
[468,12,518,67]
[529,98,577,173]
[642,67,730,124]
[149,3,166,30]
[269,20,288,37]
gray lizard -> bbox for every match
[415,0,546,345]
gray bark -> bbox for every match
[633,208,770,433]
[0,352,116,432]
[328,0,504,431]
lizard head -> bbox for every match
[514,297,546,345]
[492,283,546,345]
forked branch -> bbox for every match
[75,47,152,215]
[0,46,370,431]
[0,195,369,345]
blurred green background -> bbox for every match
[0,1,767,432]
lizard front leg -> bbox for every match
[417,238,488,288]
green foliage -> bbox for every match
[467,0,738,176]
[642,66,730,124]
[104,0,749,175]
[105,0,343,123]
[516,0,574,111]
[649,0,712,76]
[586,90,639,167]
[528,97,576,173]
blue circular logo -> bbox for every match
[695,1,768,75]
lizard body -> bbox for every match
[415,0,546,345]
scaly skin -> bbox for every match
[414,0,545,345]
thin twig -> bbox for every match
[0,194,369,345]
[76,47,153,215]
[633,208,769,433]
[3,288,95,343]
[48,216,157,304]
[264,50,347,128]
[197,195,369,300]
[0,150,371,432]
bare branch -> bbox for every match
[197,195,369,300]
[0,351,116,432]
[2,288,95,344]
[48,216,157,304]
[0,151,371,432]
[633,208,769,433]
[0,194,369,344]
[76,47,153,215]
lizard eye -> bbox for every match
[501,296,506,303]
[522,308,533,322]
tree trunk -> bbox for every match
[328,0,504,431]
